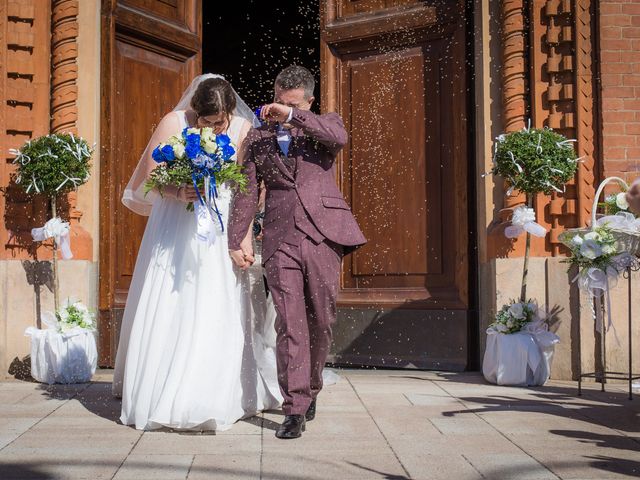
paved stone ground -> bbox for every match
[0,370,638,480]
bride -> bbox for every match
[112,74,282,431]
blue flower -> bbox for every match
[185,133,201,159]
[221,144,235,161]
[161,144,175,162]
[216,134,231,147]
[152,144,175,163]
[152,146,164,163]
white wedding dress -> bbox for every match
[113,111,282,431]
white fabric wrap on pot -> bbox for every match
[24,313,97,384]
[31,217,73,259]
[483,321,559,386]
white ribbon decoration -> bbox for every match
[31,217,73,259]
[505,205,547,238]
[194,177,221,244]
[55,171,83,192]
[573,253,634,344]
[9,148,31,165]
[595,211,640,232]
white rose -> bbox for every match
[508,303,525,319]
[187,127,200,135]
[203,140,217,155]
[166,135,182,146]
[602,244,616,255]
[616,192,629,210]
[571,235,584,246]
[200,127,214,140]
[172,143,185,158]
[580,239,603,260]
[495,324,508,333]
[584,231,600,242]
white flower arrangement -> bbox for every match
[55,299,96,333]
[488,301,544,335]
[565,225,618,270]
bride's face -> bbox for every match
[197,112,229,134]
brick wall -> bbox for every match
[599,1,640,183]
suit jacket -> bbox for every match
[228,108,367,262]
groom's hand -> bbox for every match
[229,249,250,270]
[260,103,292,123]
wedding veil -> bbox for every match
[122,74,259,216]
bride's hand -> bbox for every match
[165,185,201,203]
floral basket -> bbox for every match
[559,177,640,256]
[24,300,97,384]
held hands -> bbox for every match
[229,233,255,270]
[259,103,293,124]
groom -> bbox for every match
[228,65,366,439]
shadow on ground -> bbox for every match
[436,372,640,478]
[0,463,56,480]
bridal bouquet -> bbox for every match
[144,127,247,209]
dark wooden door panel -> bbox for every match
[348,48,429,278]
[322,0,473,369]
[113,40,192,300]
[99,0,201,366]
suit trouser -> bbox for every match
[264,236,342,415]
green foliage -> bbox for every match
[12,133,93,197]
[55,301,96,331]
[491,127,578,196]
[144,159,248,196]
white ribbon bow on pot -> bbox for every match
[505,205,547,238]
[31,217,73,259]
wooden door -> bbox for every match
[322,0,474,370]
[99,0,201,366]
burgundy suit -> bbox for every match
[228,109,366,415]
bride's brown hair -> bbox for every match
[190,77,236,119]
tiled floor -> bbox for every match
[0,370,638,479]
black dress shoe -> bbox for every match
[305,399,316,421]
[275,414,306,439]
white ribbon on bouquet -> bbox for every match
[194,176,220,244]
[504,205,547,238]
[31,217,73,259]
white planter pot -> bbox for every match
[482,330,558,386]
[25,327,97,384]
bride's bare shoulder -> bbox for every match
[156,110,185,130]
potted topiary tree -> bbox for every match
[10,133,98,384]
[482,125,578,386]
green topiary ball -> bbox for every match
[491,127,579,196]
[11,133,93,196]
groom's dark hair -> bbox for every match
[275,65,315,99]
